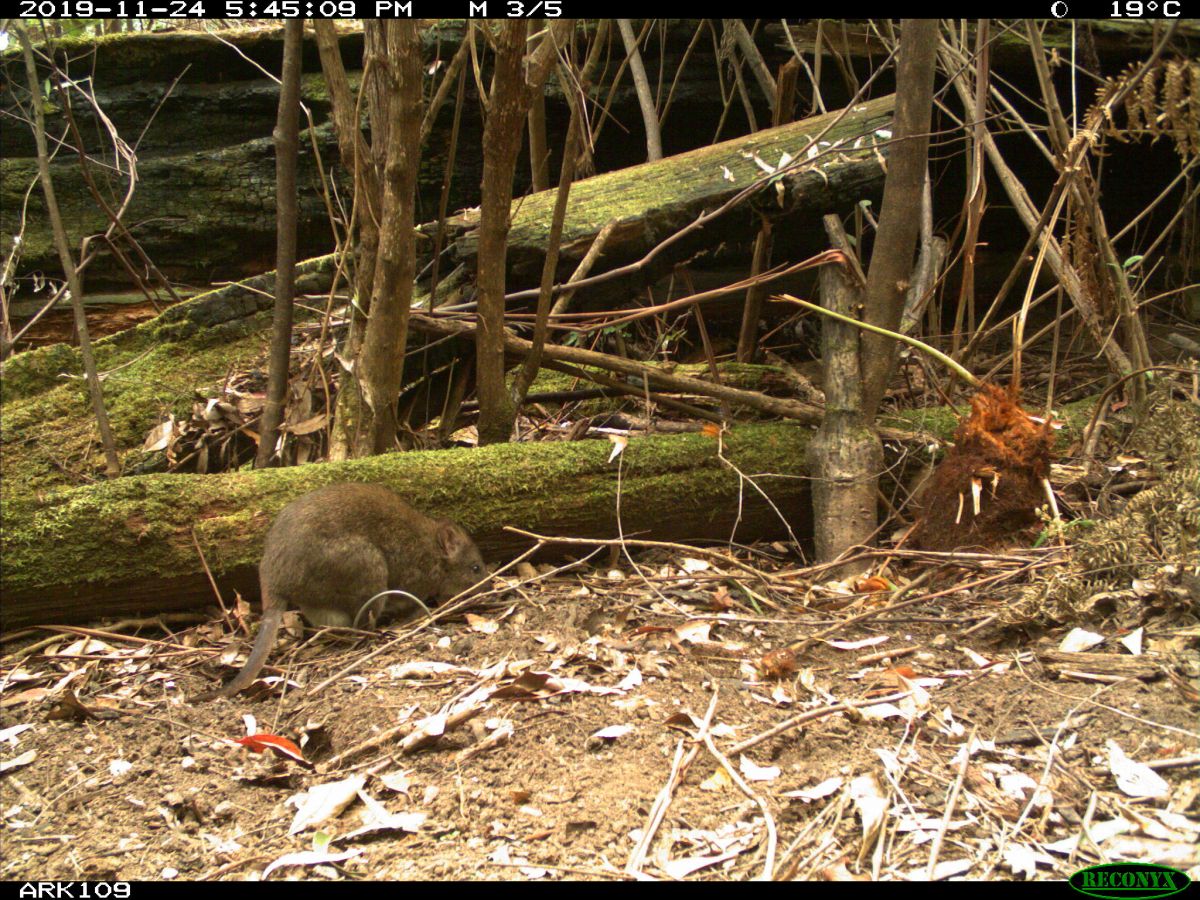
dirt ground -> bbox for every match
[2,548,1197,882]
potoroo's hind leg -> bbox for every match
[292,535,388,628]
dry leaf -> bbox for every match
[262,848,362,880]
[607,434,627,462]
[854,576,891,593]
[235,733,312,768]
[591,724,633,741]
[782,777,844,802]
[465,614,499,635]
[1059,628,1104,653]
[700,767,733,792]
[738,755,780,782]
[1106,740,1170,799]
[287,775,366,834]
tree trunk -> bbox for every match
[475,20,575,446]
[617,19,662,162]
[860,19,940,418]
[16,25,121,478]
[314,20,381,461]
[511,69,584,409]
[807,216,881,570]
[256,19,303,468]
[475,21,530,446]
[353,21,425,455]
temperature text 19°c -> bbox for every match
[1111,0,1182,14]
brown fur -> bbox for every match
[197,483,485,700]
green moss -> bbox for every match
[1,422,813,598]
[1,310,273,500]
[881,404,960,441]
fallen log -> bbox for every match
[439,95,895,294]
[1,423,817,629]
[2,389,1103,630]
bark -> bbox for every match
[415,311,829,426]
[807,216,882,570]
[725,19,777,111]
[326,24,391,458]
[527,24,551,194]
[5,22,1193,291]
[4,394,1100,630]
[617,19,663,162]
[939,36,1146,383]
[475,22,531,446]
[312,21,381,307]
[2,423,818,628]
[528,91,550,192]
[951,19,989,357]
[860,19,939,418]
[16,25,121,479]
[353,21,425,455]
[736,57,799,363]
[1025,21,1152,394]
[511,68,584,410]
[256,19,303,468]
[309,23,379,460]
[475,20,574,446]
[1037,651,1163,682]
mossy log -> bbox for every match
[1,423,817,630]
[441,95,895,294]
[1,394,1102,630]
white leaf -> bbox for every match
[1059,628,1104,652]
[673,620,712,643]
[1002,843,1052,878]
[782,776,843,802]
[825,636,889,650]
[616,668,643,691]
[607,434,627,462]
[0,724,33,744]
[262,848,362,880]
[738,755,780,782]
[1118,627,1143,656]
[0,750,36,773]
[1106,740,1170,799]
[378,771,414,794]
[591,724,633,740]
[287,775,366,834]
[341,790,426,840]
[849,774,888,852]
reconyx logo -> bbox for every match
[1069,863,1191,899]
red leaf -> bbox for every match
[235,733,313,767]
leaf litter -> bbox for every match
[1,526,1196,880]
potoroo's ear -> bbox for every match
[436,521,469,557]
